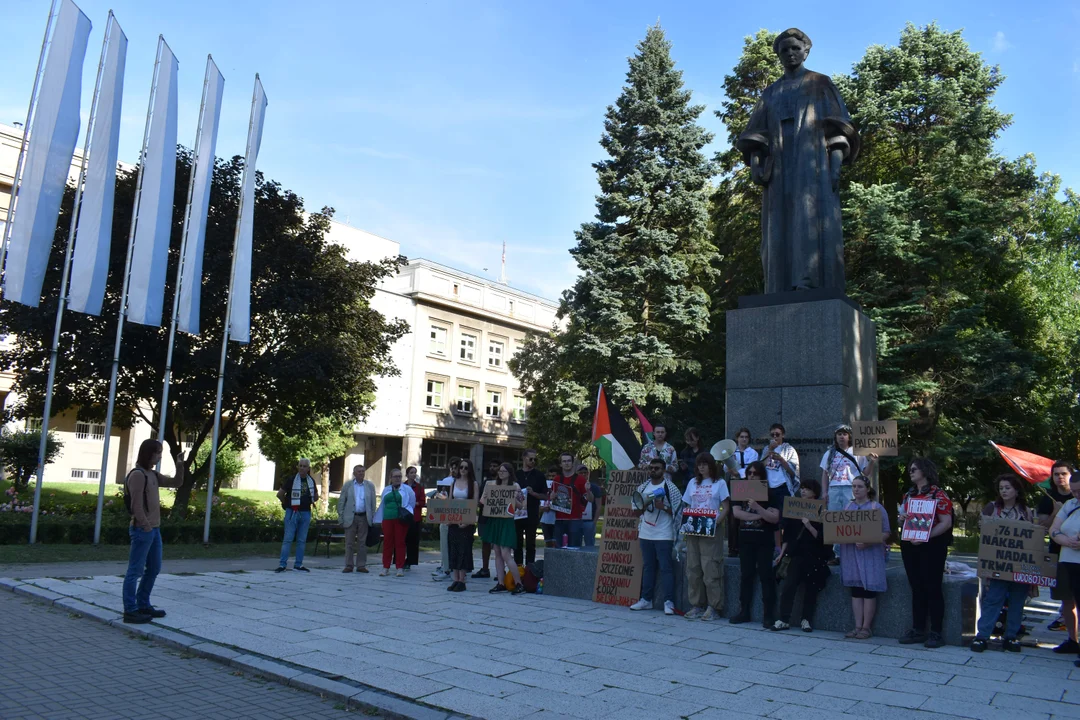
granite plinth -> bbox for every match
[543,547,976,645]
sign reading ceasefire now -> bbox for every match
[978,517,1057,587]
[823,508,883,544]
[592,470,646,607]
[425,498,478,525]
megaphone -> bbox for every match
[710,439,740,473]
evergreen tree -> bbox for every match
[513,24,717,454]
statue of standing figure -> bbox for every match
[736,28,860,294]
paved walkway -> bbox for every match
[0,591,360,719]
[4,559,1079,720]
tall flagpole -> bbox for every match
[156,55,214,464]
[92,36,164,545]
[28,8,110,545]
[203,76,260,545]
[0,0,59,289]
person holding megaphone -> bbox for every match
[629,459,683,615]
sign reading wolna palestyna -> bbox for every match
[851,420,898,456]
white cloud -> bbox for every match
[992,31,1012,53]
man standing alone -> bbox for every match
[276,458,319,572]
[339,464,376,573]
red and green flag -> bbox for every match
[592,385,642,471]
[990,441,1054,487]
[631,401,654,444]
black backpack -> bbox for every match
[123,469,150,516]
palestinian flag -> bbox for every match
[631,401,654,443]
[990,441,1055,486]
[592,385,642,471]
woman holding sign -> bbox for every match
[971,474,1033,653]
[774,478,830,632]
[730,461,781,627]
[897,458,953,648]
[482,463,528,595]
[682,453,731,621]
[838,475,890,639]
[445,460,480,592]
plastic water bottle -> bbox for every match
[537,578,544,595]
[562,534,568,548]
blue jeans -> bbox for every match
[976,579,1029,640]
[582,520,596,547]
[640,539,674,604]
[123,527,162,613]
[553,519,583,547]
[279,509,312,567]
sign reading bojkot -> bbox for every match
[592,470,646,606]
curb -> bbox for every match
[0,577,466,720]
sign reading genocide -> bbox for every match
[851,420,898,456]
[731,473,768,502]
[593,469,646,607]
[783,496,824,522]
[823,508,883,544]
[481,485,518,518]
[425,497,478,525]
[978,517,1057,587]
[679,508,718,537]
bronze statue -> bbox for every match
[737,28,860,294]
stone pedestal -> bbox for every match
[725,292,877,478]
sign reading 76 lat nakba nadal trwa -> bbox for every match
[978,517,1057,587]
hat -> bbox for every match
[835,423,853,435]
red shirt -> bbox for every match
[552,473,589,520]
[409,480,426,521]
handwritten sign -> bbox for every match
[823,508,883,544]
[978,518,1057,587]
[731,474,768,502]
[482,485,518,518]
[851,420,898,456]
[425,497,478,525]
[783,496,824,522]
[901,498,937,542]
[680,508,718,537]
[592,470,646,607]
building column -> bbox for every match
[402,435,423,476]
[367,437,388,493]
[469,443,484,481]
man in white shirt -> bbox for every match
[630,459,683,615]
[338,465,376,573]
[432,457,459,581]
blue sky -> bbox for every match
[4,0,1078,300]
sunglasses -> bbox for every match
[770,432,782,437]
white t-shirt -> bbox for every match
[1059,499,1080,565]
[540,480,555,524]
[637,481,675,541]
[819,448,868,487]
[733,447,759,478]
[763,444,798,490]
[684,478,729,512]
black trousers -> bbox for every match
[405,518,421,567]
[901,539,948,633]
[778,555,820,624]
[515,517,539,566]
[739,536,776,623]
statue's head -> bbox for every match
[773,28,811,71]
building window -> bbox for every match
[459,332,477,363]
[75,421,106,441]
[455,385,475,413]
[425,379,444,409]
[488,339,504,368]
[485,390,502,418]
[512,396,528,422]
[429,325,448,356]
[24,418,42,432]
[430,442,448,469]
[70,469,100,481]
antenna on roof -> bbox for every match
[498,240,508,285]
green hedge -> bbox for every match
[0,513,294,545]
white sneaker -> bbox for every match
[379,569,390,577]
[684,607,704,620]
[395,570,404,577]
[701,607,717,621]
[664,601,675,615]
[629,598,650,611]
[801,619,813,632]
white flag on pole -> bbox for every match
[176,57,224,336]
[228,75,267,344]
[68,14,127,316]
[126,40,178,327]
[3,0,90,307]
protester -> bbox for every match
[1049,470,1080,666]
[374,468,415,577]
[639,425,679,483]
[821,423,878,564]
[540,465,558,546]
[679,428,705,487]
[473,460,500,580]
[581,471,606,548]
[404,466,425,570]
[630,458,683,614]
[445,459,479,591]
[432,457,459,582]
[682,452,730,621]
[515,449,548,565]
[338,464,376,574]
[729,460,781,627]
[762,424,800,498]
[481,462,528,595]
[774,477,829,632]
[898,457,953,648]
[1039,460,1077,651]
[121,439,183,624]
[550,452,592,547]
[733,428,759,478]
[276,458,320,573]
[971,474,1033,653]
[838,475,890,639]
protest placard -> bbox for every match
[731,474,767,502]
[978,517,1057,587]
[851,420,898,456]
[823,508,883,544]
[425,497,478,525]
[593,470,646,606]
[783,495,824,522]
[901,498,937,542]
[679,508,718,537]
[481,485,518,518]
[550,481,574,515]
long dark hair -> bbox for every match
[993,474,1028,510]
[694,452,718,481]
[745,460,767,480]
[496,462,516,486]
[136,439,162,471]
[907,457,939,491]
[457,459,476,498]
[685,427,701,450]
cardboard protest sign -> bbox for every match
[425,497,478,525]
[593,470,646,606]
[550,481,573,515]
[823,508,883,544]
[901,498,937,542]
[731,474,767,502]
[783,496,824,522]
[978,518,1057,587]
[851,420,898,456]
[680,508,718,537]
[481,484,518,518]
